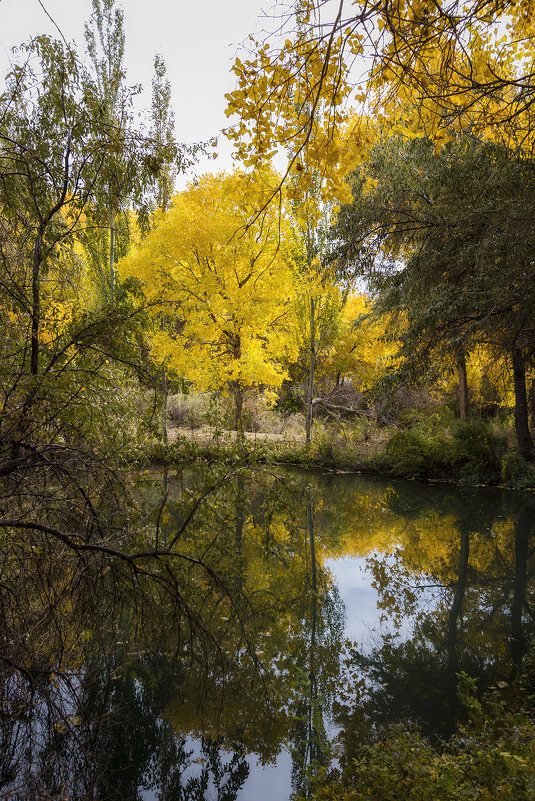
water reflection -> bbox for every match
[1,467,534,799]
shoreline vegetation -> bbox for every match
[151,403,535,492]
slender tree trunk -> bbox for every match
[305,296,315,446]
[512,349,533,459]
[455,347,469,423]
[528,379,535,433]
[31,233,43,375]
[109,205,115,295]
[233,384,246,456]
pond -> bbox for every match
[2,466,534,800]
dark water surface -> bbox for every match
[3,467,534,800]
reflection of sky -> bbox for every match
[243,750,293,801]
[325,553,438,648]
[325,555,381,644]
[140,739,292,801]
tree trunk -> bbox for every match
[233,384,245,454]
[305,296,315,446]
[528,379,535,433]
[109,205,115,295]
[31,233,43,375]
[512,349,533,459]
[455,347,469,423]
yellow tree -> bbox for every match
[321,293,397,391]
[290,268,344,441]
[119,171,298,435]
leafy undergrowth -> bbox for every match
[307,668,535,801]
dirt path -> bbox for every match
[167,423,304,445]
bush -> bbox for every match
[383,427,454,478]
[166,393,211,428]
[501,451,535,488]
[452,421,506,483]
[310,664,535,801]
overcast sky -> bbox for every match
[0,0,280,180]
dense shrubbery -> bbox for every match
[164,392,535,489]
[500,452,535,488]
[381,418,512,484]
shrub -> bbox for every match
[452,421,506,483]
[383,427,454,478]
[166,392,211,428]
[310,663,535,801]
[501,451,535,488]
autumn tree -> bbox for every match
[120,171,299,436]
[334,134,535,454]
[321,293,397,395]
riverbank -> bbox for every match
[157,419,535,490]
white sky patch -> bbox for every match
[0,0,277,180]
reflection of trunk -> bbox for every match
[307,486,317,648]
[306,486,318,780]
[512,349,533,459]
[234,473,245,594]
[291,486,332,798]
[305,297,315,446]
[445,528,470,720]
[455,347,469,423]
[510,507,531,675]
[155,466,169,550]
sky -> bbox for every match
[0,0,280,181]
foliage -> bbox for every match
[321,293,397,391]
[380,417,507,483]
[383,427,453,479]
[334,134,535,456]
[452,422,507,482]
[500,452,535,489]
[120,171,299,429]
[224,0,535,207]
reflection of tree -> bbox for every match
[4,463,534,797]
[289,485,345,800]
[0,639,252,801]
[510,506,535,676]
[87,651,249,801]
[336,485,535,747]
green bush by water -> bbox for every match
[381,419,508,484]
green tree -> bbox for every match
[335,135,535,455]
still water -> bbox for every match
[3,467,534,800]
